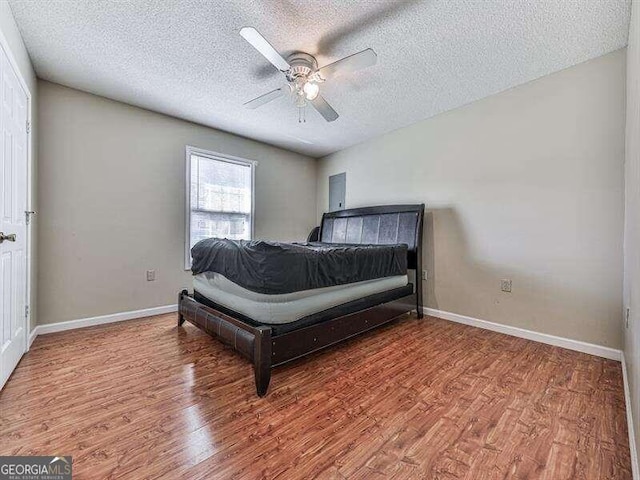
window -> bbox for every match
[185,147,255,268]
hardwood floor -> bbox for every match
[0,313,632,479]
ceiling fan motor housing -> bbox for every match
[286,52,318,82]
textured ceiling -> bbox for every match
[10,0,630,157]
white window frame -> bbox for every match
[185,145,257,269]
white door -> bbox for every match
[0,44,28,390]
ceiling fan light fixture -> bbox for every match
[303,81,319,100]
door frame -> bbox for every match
[0,27,34,352]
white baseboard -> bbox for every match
[622,353,640,479]
[36,304,178,336]
[28,326,38,350]
[423,307,622,361]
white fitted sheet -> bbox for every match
[193,272,409,325]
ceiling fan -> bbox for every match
[240,27,377,123]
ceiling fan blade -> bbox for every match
[244,88,285,109]
[311,95,339,122]
[317,48,377,81]
[240,27,290,72]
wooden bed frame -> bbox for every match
[178,204,425,396]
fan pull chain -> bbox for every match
[298,106,306,123]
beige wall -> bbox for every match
[37,81,316,325]
[317,50,626,348]
[0,2,38,331]
[624,0,640,465]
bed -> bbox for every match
[178,204,425,396]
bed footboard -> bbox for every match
[178,289,416,397]
[178,290,273,396]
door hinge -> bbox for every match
[26,121,30,134]
[25,210,36,225]
[25,305,29,317]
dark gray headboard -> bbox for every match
[319,204,425,270]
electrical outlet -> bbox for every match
[500,279,512,293]
[146,270,156,281]
[626,308,630,329]
[422,270,428,280]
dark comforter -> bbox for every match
[191,239,408,294]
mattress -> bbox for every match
[193,272,409,324]
[190,239,408,294]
